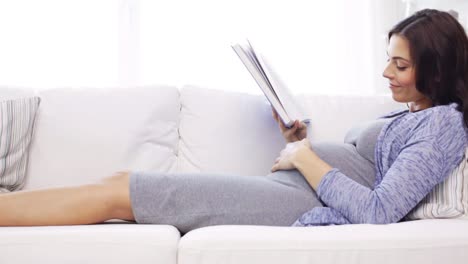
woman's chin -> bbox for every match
[390,92,406,103]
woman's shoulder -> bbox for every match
[415,103,462,127]
[382,103,465,143]
[403,103,466,144]
[410,103,467,170]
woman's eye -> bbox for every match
[396,66,407,71]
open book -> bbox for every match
[231,39,309,128]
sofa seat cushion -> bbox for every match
[0,223,180,264]
[178,219,468,264]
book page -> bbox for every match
[259,54,306,121]
[231,43,291,126]
[247,40,307,124]
[243,42,284,110]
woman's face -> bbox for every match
[383,34,432,111]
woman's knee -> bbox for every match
[100,171,135,221]
[101,170,130,184]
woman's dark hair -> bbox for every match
[389,9,468,128]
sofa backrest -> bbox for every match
[177,85,403,176]
[1,86,403,190]
[24,86,180,190]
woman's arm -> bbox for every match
[292,145,333,190]
[315,138,449,224]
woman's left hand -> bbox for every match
[271,138,311,172]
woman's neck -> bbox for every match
[408,98,433,113]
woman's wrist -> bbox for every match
[293,146,333,190]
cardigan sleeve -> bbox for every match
[315,113,466,224]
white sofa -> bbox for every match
[1,85,468,264]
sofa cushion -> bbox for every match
[0,97,41,193]
[178,85,402,176]
[178,86,284,176]
[24,86,180,189]
[406,147,468,220]
[178,219,468,264]
[0,223,180,264]
[0,86,38,100]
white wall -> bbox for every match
[410,0,468,28]
[0,0,408,96]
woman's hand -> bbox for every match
[271,138,311,172]
[271,138,333,189]
[272,107,307,143]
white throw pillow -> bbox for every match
[0,97,41,193]
[405,147,468,220]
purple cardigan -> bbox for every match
[293,103,467,226]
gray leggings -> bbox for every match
[129,142,376,234]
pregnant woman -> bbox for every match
[1,9,467,234]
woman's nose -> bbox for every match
[382,63,393,80]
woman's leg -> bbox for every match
[0,169,318,231]
[0,171,134,226]
[129,170,320,234]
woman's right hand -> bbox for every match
[271,107,308,143]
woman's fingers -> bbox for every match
[271,157,280,172]
[284,120,299,135]
[278,119,288,131]
[298,121,306,129]
[271,164,277,172]
[272,114,306,142]
[271,107,279,122]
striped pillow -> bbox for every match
[405,147,468,220]
[0,97,41,193]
